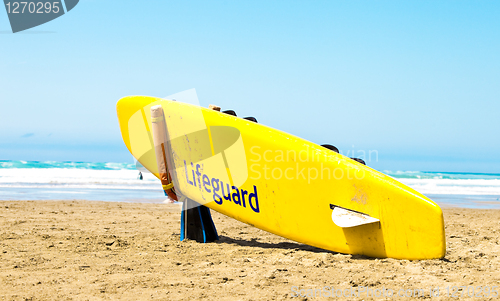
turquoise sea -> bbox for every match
[0,160,165,203]
[0,160,499,208]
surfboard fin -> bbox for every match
[180,198,219,243]
[330,205,379,228]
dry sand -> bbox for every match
[0,200,499,300]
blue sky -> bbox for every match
[1,1,499,172]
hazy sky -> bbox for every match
[1,1,499,172]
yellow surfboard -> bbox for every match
[116,96,446,260]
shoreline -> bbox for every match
[1,200,499,300]
[2,194,500,210]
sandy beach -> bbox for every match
[0,200,499,300]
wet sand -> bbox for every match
[1,200,499,300]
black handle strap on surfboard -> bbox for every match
[180,198,219,243]
[321,144,366,165]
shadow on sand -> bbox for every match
[215,235,370,260]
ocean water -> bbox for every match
[0,160,499,208]
[383,171,500,209]
[0,160,166,203]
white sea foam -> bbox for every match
[2,168,500,195]
[399,178,500,196]
[1,162,499,206]
[0,168,160,190]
